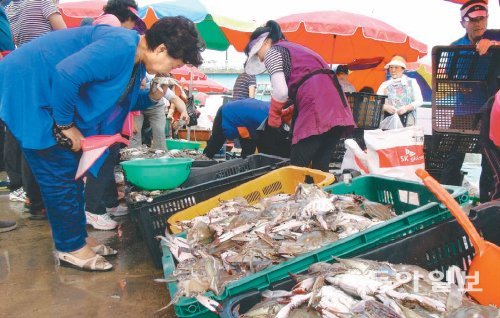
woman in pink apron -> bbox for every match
[244,20,355,172]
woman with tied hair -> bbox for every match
[244,20,355,172]
[0,16,205,271]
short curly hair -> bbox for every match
[103,0,139,23]
[145,16,205,67]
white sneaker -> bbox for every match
[106,205,129,217]
[9,188,26,202]
[85,212,117,231]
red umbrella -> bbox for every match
[170,66,207,81]
[178,78,228,94]
[276,11,427,64]
[58,0,106,27]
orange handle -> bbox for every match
[416,169,486,254]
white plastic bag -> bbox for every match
[341,139,369,174]
[379,114,404,130]
[364,126,425,181]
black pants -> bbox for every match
[4,129,44,210]
[4,128,22,190]
[85,145,120,215]
[440,151,493,202]
[203,108,225,159]
[203,108,256,159]
[255,123,291,158]
[290,126,343,172]
[479,96,499,201]
[440,152,466,186]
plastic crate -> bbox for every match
[126,154,288,211]
[431,45,499,153]
[346,92,386,129]
[134,173,265,268]
[181,154,289,187]
[430,132,481,153]
[191,159,218,168]
[330,129,365,164]
[127,155,289,267]
[162,175,469,318]
[221,200,498,317]
[423,135,448,170]
[168,166,336,234]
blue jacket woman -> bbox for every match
[0,17,204,271]
[203,98,270,159]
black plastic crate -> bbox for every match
[191,159,218,168]
[424,135,448,170]
[129,154,290,267]
[181,154,289,187]
[431,45,499,153]
[221,201,499,317]
[330,129,365,164]
[431,132,481,154]
[346,92,386,129]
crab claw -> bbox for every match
[195,295,222,314]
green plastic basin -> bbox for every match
[121,157,193,190]
[166,139,202,150]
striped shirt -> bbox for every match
[264,45,291,80]
[5,0,61,47]
[232,73,256,100]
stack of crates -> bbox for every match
[330,92,386,165]
[161,172,469,318]
[431,45,499,153]
[221,200,497,317]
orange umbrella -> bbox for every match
[275,11,428,64]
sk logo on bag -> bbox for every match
[405,149,416,157]
[377,145,424,168]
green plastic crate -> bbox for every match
[162,175,469,318]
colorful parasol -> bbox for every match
[275,11,428,64]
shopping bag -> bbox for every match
[379,113,404,130]
[364,126,424,181]
[341,139,369,174]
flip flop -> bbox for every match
[57,251,113,272]
[91,244,118,256]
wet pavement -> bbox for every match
[0,177,175,317]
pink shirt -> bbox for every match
[93,14,121,27]
[490,91,500,147]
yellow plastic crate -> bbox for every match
[167,166,336,233]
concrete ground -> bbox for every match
[0,177,175,318]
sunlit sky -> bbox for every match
[59,0,500,66]
[199,0,499,66]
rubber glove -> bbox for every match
[281,105,295,125]
[268,98,287,128]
